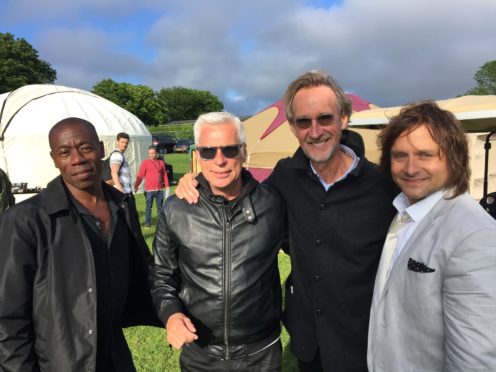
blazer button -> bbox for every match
[315,240,322,246]
[315,308,323,316]
[320,204,325,211]
[313,275,320,282]
[88,329,94,335]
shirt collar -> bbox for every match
[393,189,445,223]
[69,188,119,218]
[309,144,360,191]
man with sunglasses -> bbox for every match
[266,70,397,372]
[149,112,287,371]
[176,71,397,371]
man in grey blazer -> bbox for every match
[368,100,496,371]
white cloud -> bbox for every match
[2,0,496,115]
[37,27,146,89]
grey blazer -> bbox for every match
[368,193,496,372]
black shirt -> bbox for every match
[70,192,133,372]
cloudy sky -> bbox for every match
[2,0,495,116]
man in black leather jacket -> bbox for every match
[149,112,287,371]
[0,118,159,371]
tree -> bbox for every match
[158,86,224,121]
[92,79,168,125]
[0,33,56,94]
[465,60,496,95]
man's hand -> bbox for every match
[166,312,198,349]
[175,172,200,204]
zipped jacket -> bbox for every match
[150,170,287,348]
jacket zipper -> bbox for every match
[221,205,232,360]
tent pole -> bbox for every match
[483,131,496,198]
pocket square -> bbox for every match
[408,258,435,273]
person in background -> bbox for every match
[0,117,159,371]
[0,167,15,212]
[134,146,170,228]
[99,140,115,186]
[368,101,496,371]
[111,132,133,195]
[150,112,287,371]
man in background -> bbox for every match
[111,132,133,195]
[134,146,170,228]
[0,117,158,371]
[0,167,15,212]
[368,101,496,371]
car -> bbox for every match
[152,134,176,154]
[174,139,193,153]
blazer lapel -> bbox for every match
[382,197,454,294]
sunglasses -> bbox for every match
[196,144,243,160]
[293,113,336,129]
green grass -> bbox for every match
[162,152,192,189]
[125,153,297,371]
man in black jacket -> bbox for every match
[267,71,397,371]
[0,117,159,371]
[149,112,287,371]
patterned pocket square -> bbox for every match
[408,258,435,273]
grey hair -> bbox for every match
[194,112,246,145]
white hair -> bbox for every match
[193,112,246,145]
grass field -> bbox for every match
[124,153,298,371]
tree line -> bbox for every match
[0,33,223,125]
[92,79,223,125]
[1,32,496,125]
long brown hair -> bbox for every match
[378,100,470,198]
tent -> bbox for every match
[238,94,496,200]
[349,95,496,200]
[242,94,379,181]
[349,95,496,132]
[0,84,152,192]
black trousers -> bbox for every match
[179,339,281,372]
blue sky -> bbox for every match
[2,0,496,116]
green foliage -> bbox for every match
[126,154,297,371]
[92,79,168,125]
[93,80,225,126]
[465,60,496,95]
[158,86,224,121]
[149,123,194,141]
[0,32,56,94]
